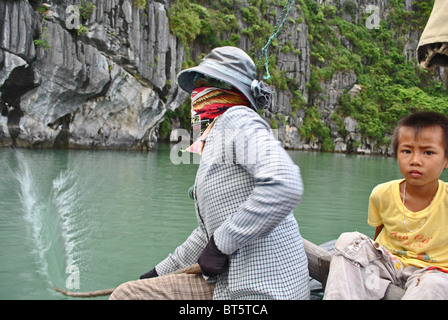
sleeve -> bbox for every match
[367,185,383,227]
[155,224,208,275]
[213,107,304,255]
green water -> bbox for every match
[1,144,443,299]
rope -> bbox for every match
[257,0,296,80]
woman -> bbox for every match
[110,46,309,300]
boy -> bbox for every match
[324,111,448,300]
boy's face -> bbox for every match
[397,125,448,189]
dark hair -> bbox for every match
[392,111,448,159]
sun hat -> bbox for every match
[177,46,273,110]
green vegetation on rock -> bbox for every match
[162,0,447,153]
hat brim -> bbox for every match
[177,65,257,110]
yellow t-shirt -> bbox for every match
[368,179,448,269]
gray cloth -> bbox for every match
[324,232,448,300]
[156,106,310,299]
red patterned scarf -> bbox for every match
[185,87,249,154]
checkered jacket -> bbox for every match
[156,106,310,299]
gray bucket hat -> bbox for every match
[177,46,272,110]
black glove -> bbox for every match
[139,267,158,279]
[198,235,229,277]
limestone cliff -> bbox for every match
[0,0,187,150]
[0,0,446,153]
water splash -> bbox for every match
[49,159,88,271]
[13,150,51,279]
[9,149,89,291]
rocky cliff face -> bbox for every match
[0,0,187,150]
[0,0,445,154]
[254,0,444,155]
